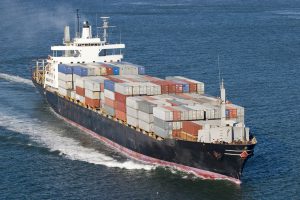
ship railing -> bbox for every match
[32,59,47,85]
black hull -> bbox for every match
[33,81,255,182]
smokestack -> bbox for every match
[64,26,71,57]
[64,26,71,43]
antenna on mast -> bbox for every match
[218,54,221,88]
[76,9,80,38]
[217,55,226,126]
[100,17,116,43]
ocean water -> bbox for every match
[0,0,299,199]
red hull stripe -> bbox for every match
[58,113,241,184]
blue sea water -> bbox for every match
[0,0,299,199]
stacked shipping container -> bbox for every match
[56,62,246,142]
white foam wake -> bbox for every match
[0,112,154,171]
[0,73,33,86]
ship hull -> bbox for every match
[33,81,255,184]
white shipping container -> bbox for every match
[146,82,161,95]
[233,127,245,141]
[85,79,101,91]
[58,80,73,89]
[153,107,173,121]
[209,127,233,143]
[153,125,172,138]
[58,87,72,97]
[58,72,73,81]
[138,111,154,123]
[138,120,153,132]
[198,125,211,143]
[104,89,115,100]
[100,92,105,100]
[184,105,205,120]
[71,91,76,99]
[85,89,101,99]
[115,83,133,95]
[75,77,85,88]
[127,107,138,118]
[127,115,139,127]
[72,74,81,82]
[138,82,147,95]
[126,97,142,109]
[130,82,140,95]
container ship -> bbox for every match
[32,17,257,184]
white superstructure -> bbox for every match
[44,17,125,88]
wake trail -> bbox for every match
[0,112,155,171]
[0,73,34,86]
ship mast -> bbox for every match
[220,79,226,126]
[76,9,80,38]
[100,17,115,43]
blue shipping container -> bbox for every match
[112,67,120,75]
[182,84,189,93]
[225,110,230,118]
[138,66,145,75]
[104,80,115,92]
[58,64,73,74]
[173,79,189,93]
[74,66,88,76]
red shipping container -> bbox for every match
[172,130,181,138]
[182,121,202,136]
[85,97,100,108]
[165,81,176,93]
[189,83,197,93]
[164,106,181,121]
[76,86,85,96]
[114,101,126,113]
[115,92,127,103]
[173,110,181,121]
[181,80,197,93]
[105,97,115,108]
[100,83,104,92]
[226,106,237,118]
[104,66,113,75]
[116,110,126,121]
[151,80,169,94]
[175,84,183,93]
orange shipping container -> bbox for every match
[114,101,126,113]
[115,92,127,103]
[85,97,100,108]
[116,110,127,121]
[226,106,237,118]
[172,130,181,138]
[76,86,85,96]
[182,121,202,136]
[105,97,115,108]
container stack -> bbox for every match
[152,105,205,138]
[58,64,74,98]
[166,76,205,94]
[84,77,107,108]
[75,77,88,103]
[180,121,203,141]
[103,80,117,116]
[112,62,145,75]
[226,104,245,123]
